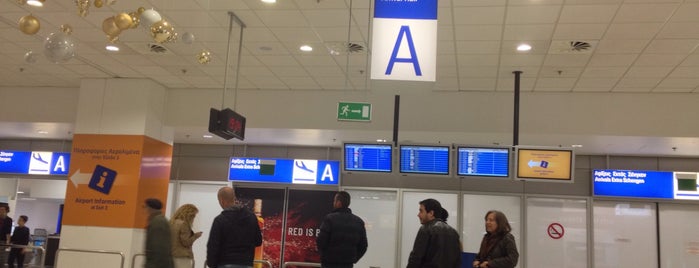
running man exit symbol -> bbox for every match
[337,102,371,122]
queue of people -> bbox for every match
[5,188,517,268]
[141,188,522,268]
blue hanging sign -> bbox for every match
[228,157,340,185]
[0,150,70,175]
[371,0,438,82]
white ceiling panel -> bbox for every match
[280,77,320,90]
[506,6,562,24]
[615,77,663,88]
[255,10,309,27]
[500,54,546,66]
[669,3,699,22]
[634,54,686,66]
[604,23,663,39]
[453,25,503,41]
[255,55,300,67]
[581,67,627,78]
[656,78,699,88]
[595,39,650,54]
[559,5,618,23]
[503,24,555,41]
[302,9,352,28]
[588,54,638,67]
[624,66,673,77]
[247,76,288,89]
[452,7,505,25]
[552,24,608,40]
[458,54,500,67]
[294,55,340,66]
[456,41,501,54]
[668,67,699,78]
[655,23,699,39]
[576,78,619,88]
[543,54,592,67]
[458,67,498,78]
[613,4,678,23]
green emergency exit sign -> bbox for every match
[337,102,371,121]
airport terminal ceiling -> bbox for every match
[1,0,699,156]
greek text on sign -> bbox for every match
[229,157,339,185]
[371,0,437,82]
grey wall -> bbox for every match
[6,139,699,198]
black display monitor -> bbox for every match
[343,143,393,173]
[456,146,510,177]
[399,144,450,175]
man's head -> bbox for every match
[18,215,27,226]
[144,198,163,214]
[0,203,8,218]
[418,198,443,224]
[217,186,236,209]
[333,191,351,209]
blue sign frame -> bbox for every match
[228,157,340,185]
[0,150,70,175]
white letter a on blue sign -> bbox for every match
[385,25,422,76]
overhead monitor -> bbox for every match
[399,144,450,175]
[593,169,699,200]
[515,147,574,182]
[343,143,393,173]
[456,146,510,178]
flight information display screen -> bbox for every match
[457,147,510,177]
[343,143,393,173]
[399,145,450,175]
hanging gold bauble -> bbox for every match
[75,0,90,17]
[128,11,140,29]
[113,13,133,30]
[197,50,211,64]
[94,0,103,8]
[102,16,121,37]
[18,14,40,35]
[137,7,145,14]
[60,24,73,35]
[150,20,174,44]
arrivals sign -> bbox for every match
[593,169,699,200]
[371,0,438,82]
[0,150,70,175]
[229,158,340,185]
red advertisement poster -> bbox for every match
[235,187,286,268]
[284,189,336,267]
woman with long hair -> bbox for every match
[473,210,519,268]
[170,204,203,268]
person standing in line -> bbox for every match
[407,198,461,268]
[206,187,262,268]
[316,191,368,268]
[144,198,174,268]
[7,215,29,268]
[0,203,13,266]
[472,210,518,268]
[170,204,203,268]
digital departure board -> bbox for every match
[343,143,393,173]
[399,145,450,175]
[457,146,510,177]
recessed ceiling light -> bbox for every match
[571,144,583,148]
[517,43,532,52]
[376,139,387,142]
[27,0,44,7]
[16,191,24,194]
[105,45,119,52]
[203,134,213,138]
[299,45,313,52]
[37,130,48,134]
[261,0,276,3]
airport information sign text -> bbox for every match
[0,150,70,175]
[229,157,340,185]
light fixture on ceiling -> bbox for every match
[37,130,48,134]
[571,144,583,148]
[105,44,120,52]
[16,191,24,194]
[261,0,276,3]
[27,0,45,7]
[376,139,387,142]
[203,134,213,138]
[517,43,532,52]
[299,45,313,52]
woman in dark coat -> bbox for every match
[472,210,519,268]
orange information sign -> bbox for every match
[63,134,172,228]
[516,148,573,181]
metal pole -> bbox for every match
[222,11,247,110]
[393,95,400,147]
[282,261,322,268]
[55,248,125,268]
[0,244,46,268]
[513,71,522,147]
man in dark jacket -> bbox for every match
[207,187,262,268]
[407,198,461,268]
[316,191,368,268]
[144,198,174,268]
[0,203,13,266]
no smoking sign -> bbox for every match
[547,223,565,239]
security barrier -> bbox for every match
[281,261,322,268]
[55,248,125,268]
[132,253,195,268]
[0,244,46,268]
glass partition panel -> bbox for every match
[593,201,657,268]
[346,189,398,268]
[462,194,521,267]
[526,197,588,268]
[400,191,458,268]
[659,203,699,268]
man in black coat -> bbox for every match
[316,191,368,268]
[206,187,262,268]
[407,198,461,268]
